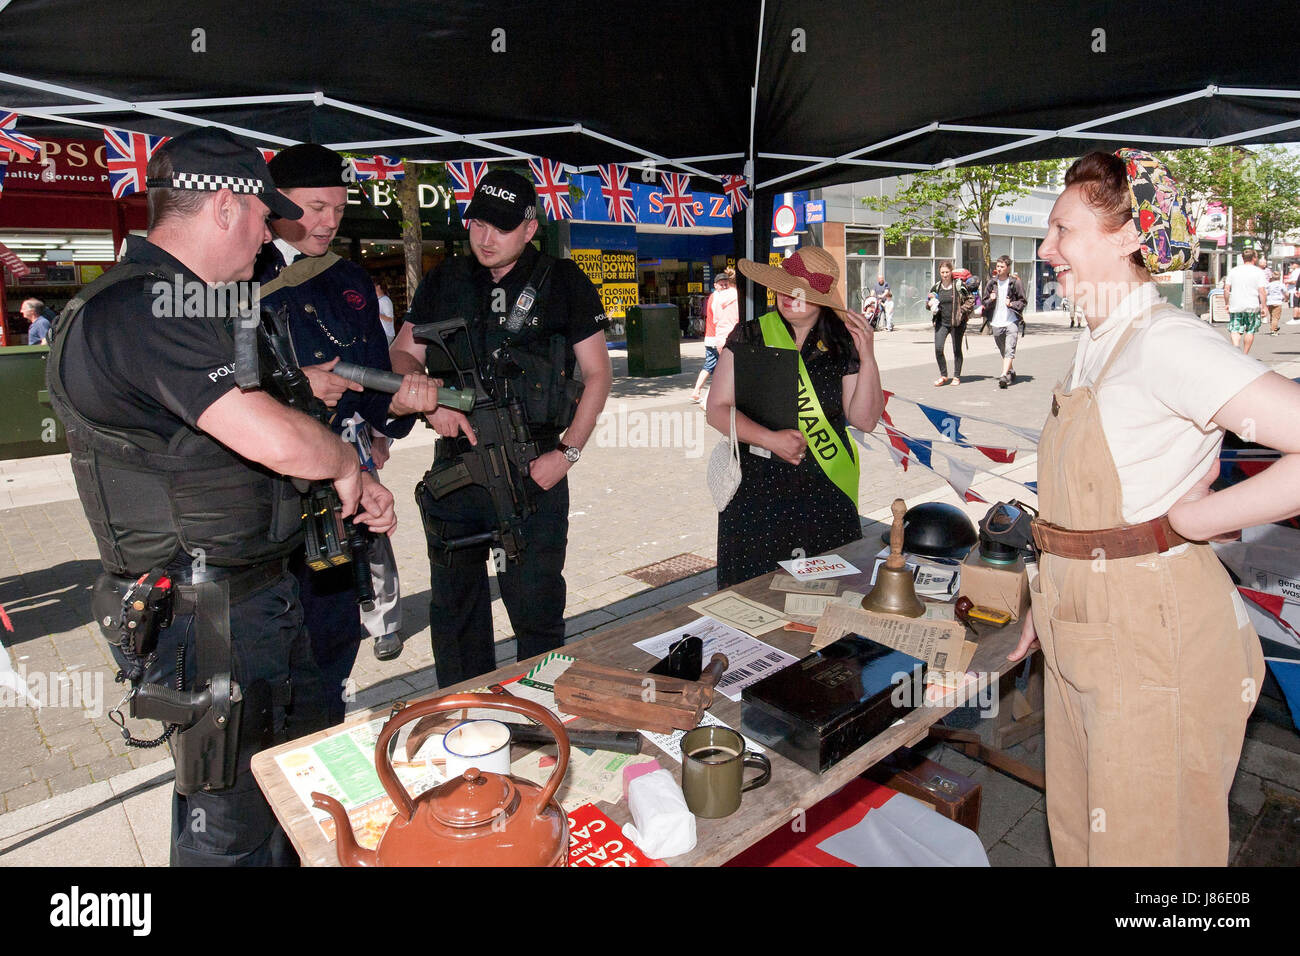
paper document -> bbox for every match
[812,602,967,671]
[783,590,866,627]
[776,554,860,580]
[869,548,960,597]
[634,617,799,701]
[769,576,841,595]
[689,593,786,636]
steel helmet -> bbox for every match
[880,501,978,559]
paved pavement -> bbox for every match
[2,311,1298,866]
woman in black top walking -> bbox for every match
[928,261,972,386]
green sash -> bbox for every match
[757,311,859,505]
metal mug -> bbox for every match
[442,718,512,777]
[680,725,771,818]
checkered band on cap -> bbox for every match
[523,205,537,220]
[166,172,266,194]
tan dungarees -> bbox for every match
[1030,318,1265,866]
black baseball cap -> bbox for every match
[462,169,537,231]
[146,127,303,220]
[269,143,352,189]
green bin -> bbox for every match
[625,304,681,377]
[0,346,68,460]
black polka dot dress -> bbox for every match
[716,329,863,589]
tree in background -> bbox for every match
[861,160,1063,279]
[1242,147,1300,253]
[1160,145,1300,253]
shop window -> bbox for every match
[884,236,907,257]
[1014,237,1036,260]
[991,237,1012,259]
[933,237,955,258]
[882,259,935,326]
[846,230,880,257]
[911,235,932,256]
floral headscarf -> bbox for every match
[1115,148,1198,273]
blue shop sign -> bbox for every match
[569,173,733,227]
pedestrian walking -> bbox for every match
[1223,249,1268,354]
[928,261,973,386]
[983,255,1027,387]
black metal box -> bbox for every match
[740,633,926,774]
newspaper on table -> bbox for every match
[810,601,967,673]
[633,616,799,702]
[511,745,657,808]
[275,715,447,849]
[639,709,764,762]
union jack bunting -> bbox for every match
[721,174,750,213]
[528,157,571,220]
[353,155,405,181]
[661,173,695,228]
[446,160,487,217]
[597,164,636,223]
[0,113,41,162]
[0,160,6,198]
[103,127,170,198]
[258,148,278,164]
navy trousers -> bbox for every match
[111,573,327,867]
[419,476,569,688]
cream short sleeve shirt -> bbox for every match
[1067,283,1269,523]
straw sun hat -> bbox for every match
[737,246,850,318]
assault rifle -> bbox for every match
[239,305,372,591]
[410,316,540,562]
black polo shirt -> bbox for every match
[409,243,605,383]
[60,236,241,440]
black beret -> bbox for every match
[268,144,351,189]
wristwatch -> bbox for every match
[558,442,581,464]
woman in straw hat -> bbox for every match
[706,246,883,588]
[1006,148,1300,865]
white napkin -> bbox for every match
[621,769,696,859]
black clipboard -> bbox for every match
[731,339,797,432]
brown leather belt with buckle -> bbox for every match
[1030,515,1196,560]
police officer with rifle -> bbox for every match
[254,143,446,716]
[46,129,396,866]
[391,170,613,687]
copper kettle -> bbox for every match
[312,693,570,867]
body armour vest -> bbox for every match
[46,265,301,576]
[421,255,577,436]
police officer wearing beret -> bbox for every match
[391,170,613,686]
[47,128,398,866]
[255,144,441,720]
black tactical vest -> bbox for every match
[422,255,577,436]
[46,265,301,576]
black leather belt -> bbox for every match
[167,558,288,615]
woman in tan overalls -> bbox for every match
[1008,150,1300,866]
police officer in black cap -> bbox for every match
[47,127,397,866]
[391,170,612,686]
[255,144,441,715]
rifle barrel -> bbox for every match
[331,362,474,412]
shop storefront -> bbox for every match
[557,173,734,337]
[0,137,144,344]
